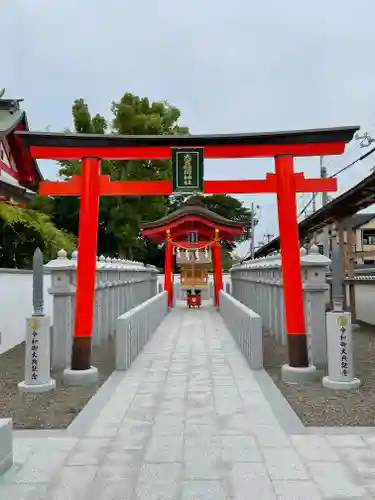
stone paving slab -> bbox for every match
[1,303,375,498]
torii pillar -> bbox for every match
[164,229,174,307]
[275,155,315,383]
[212,228,223,307]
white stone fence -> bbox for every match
[230,245,330,369]
[45,249,158,371]
[116,291,168,370]
[219,290,263,369]
[0,419,12,476]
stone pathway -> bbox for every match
[2,303,375,499]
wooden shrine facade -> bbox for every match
[141,199,245,306]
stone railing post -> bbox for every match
[300,245,331,369]
[112,258,121,334]
[146,265,158,297]
[92,256,106,347]
[105,257,114,339]
[45,249,76,371]
[118,260,127,318]
[98,258,108,342]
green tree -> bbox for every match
[0,203,75,268]
[31,92,255,267]
[31,93,189,260]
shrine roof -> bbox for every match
[140,203,245,231]
[16,126,358,149]
[0,98,42,185]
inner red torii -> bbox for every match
[141,198,245,307]
[15,125,358,380]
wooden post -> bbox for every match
[345,219,357,323]
[336,219,349,311]
[331,224,345,312]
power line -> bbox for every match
[298,145,375,218]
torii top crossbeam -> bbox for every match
[18,126,356,159]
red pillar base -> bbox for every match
[71,337,92,371]
[287,334,309,367]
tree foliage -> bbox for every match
[31,93,189,262]
[0,202,75,268]
[30,92,256,267]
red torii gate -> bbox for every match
[16,126,358,379]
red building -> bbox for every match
[0,96,42,207]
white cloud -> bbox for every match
[3,0,375,251]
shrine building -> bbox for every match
[0,95,42,207]
[141,197,246,307]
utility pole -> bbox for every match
[320,156,328,206]
[250,202,255,259]
[319,155,330,256]
[264,233,274,244]
[312,192,317,213]
[312,156,327,213]
[249,202,260,259]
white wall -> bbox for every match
[354,283,375,326]
[0,271,230,356]
[2,268,374,354]
[0,270,52,354]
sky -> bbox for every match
[3,0,375,256]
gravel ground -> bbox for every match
[0,339,115,429]
[3,321,375,429]
[263,322,375,426]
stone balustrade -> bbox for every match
[45,249,158,371]
[0,419,12,475]
[219,290,263,369]
[230,245,331,369]
[116,291,168,370]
